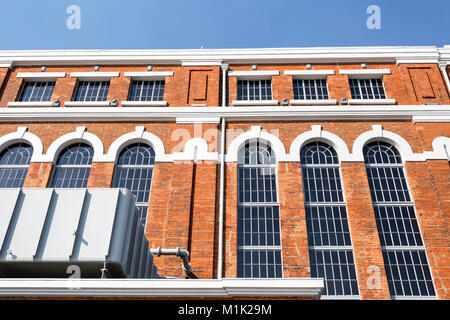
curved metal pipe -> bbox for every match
[150,247,195,278]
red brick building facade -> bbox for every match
[0,46,449,299]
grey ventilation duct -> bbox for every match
[0,188,160,279]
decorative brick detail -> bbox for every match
[22,162,53,188]
[341,161,391,300]
[86,162,115,188]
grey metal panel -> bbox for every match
[5,189,53,260]
[130,221,144,278]
[0,188,20,246]
[107,189,133,263]
[77,189,120,260]
[124,206,139,277]
[138,237,149,278]
[39,189,86,260]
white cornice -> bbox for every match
[0,278,324,298]
[0,106,449,122]
[0,46,446,66]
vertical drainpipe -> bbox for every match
[439,62,450,96]
[218,63,228,279]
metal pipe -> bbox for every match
[150,247,195,278]
[218,64,228,279]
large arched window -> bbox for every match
[301,142,359,297]
[237,139,282,278]
[50,143,94,188]
[0,143,33,188]
[112,143,155,225]
[364,141,435,298]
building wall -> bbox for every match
[0,54,449,299]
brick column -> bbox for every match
[341,162,391,300]
[108,74,130,106]
[22,162,54,188]
[0,68,9,99]
[425,160,450,228]
[224,162,238,278]
[277,162,310,278]
[327,72,351,104]
[405,161,450,300]
[189,162,218,279]
[52,75,76,106]
[86,162,115,188]
[148,161,194,278]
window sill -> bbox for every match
[348,99,396,105]
[232,100,279,106]
[8,101,56,108]
[290,99,337,106]
[64,101,110,107]
[121,101,168,107]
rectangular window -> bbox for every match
[349,78,386,99]
[293,79,329,100]
[129,80,165,102]
[18,81,55,102]
[73,81,110,102]
[237,80,272,101]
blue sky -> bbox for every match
[0,0,449,50]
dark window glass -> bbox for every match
[364,141,435,298]
[18,81,55,102]
[73,81,110,102]
[0,143,33,188]
[50,143,93,188]
[237,140,282,278]
[301,142,359,297]
[129,80,165,102]
[112,143,155,225]
[237,80,272,101]
[349,78,386,99]
[293,79,329,100]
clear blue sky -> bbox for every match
[1,0,449,50]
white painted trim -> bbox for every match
[290,99,337,106]
[351,125,424,162]
[105,126,168,163]
[232,100,279,106]
[0,278,324,298]
[284,70,335,78]
[228,70,279,80]
[36,126,105,163]
[0,63,12,68]
[16,72,66,79]
[0,106,449,122]
[123,71,173,80]
[70,72,120,80]
[121,101,168,107]
[339,69,391,78]
[64,101,110,107]
[8,102,56,108]
[288,125,352,162]
[176,117,220,124]
[226,125,287,162]
[0,127,44,162]
[424,136,450,160]
[181,59,223,66]
[348,99,396,105]
[172,137,218,162]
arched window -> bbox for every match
[237,139,282,278]
[364,141,435,298]
[300,142,359,297]
[112,143,155,225]
[0,143,33,188]
[50,143,93,188]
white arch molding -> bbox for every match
[288,125,352,162]
[225,126,287,162]
[105,126,168,162]
[37,126,105,163]
[0,127,44,162]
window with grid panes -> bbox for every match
[364,141,435,299]
[349,78,386,99]
[129,80,165,101]
[300,142,359,297]
[0,143,33,188]
[73,81,110,102]
[237,140,282,278]
[18,81,55,102]
[112,143,155,225]
[237,80,272,101]
[293,79,329,100]
[50,143,93,188]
